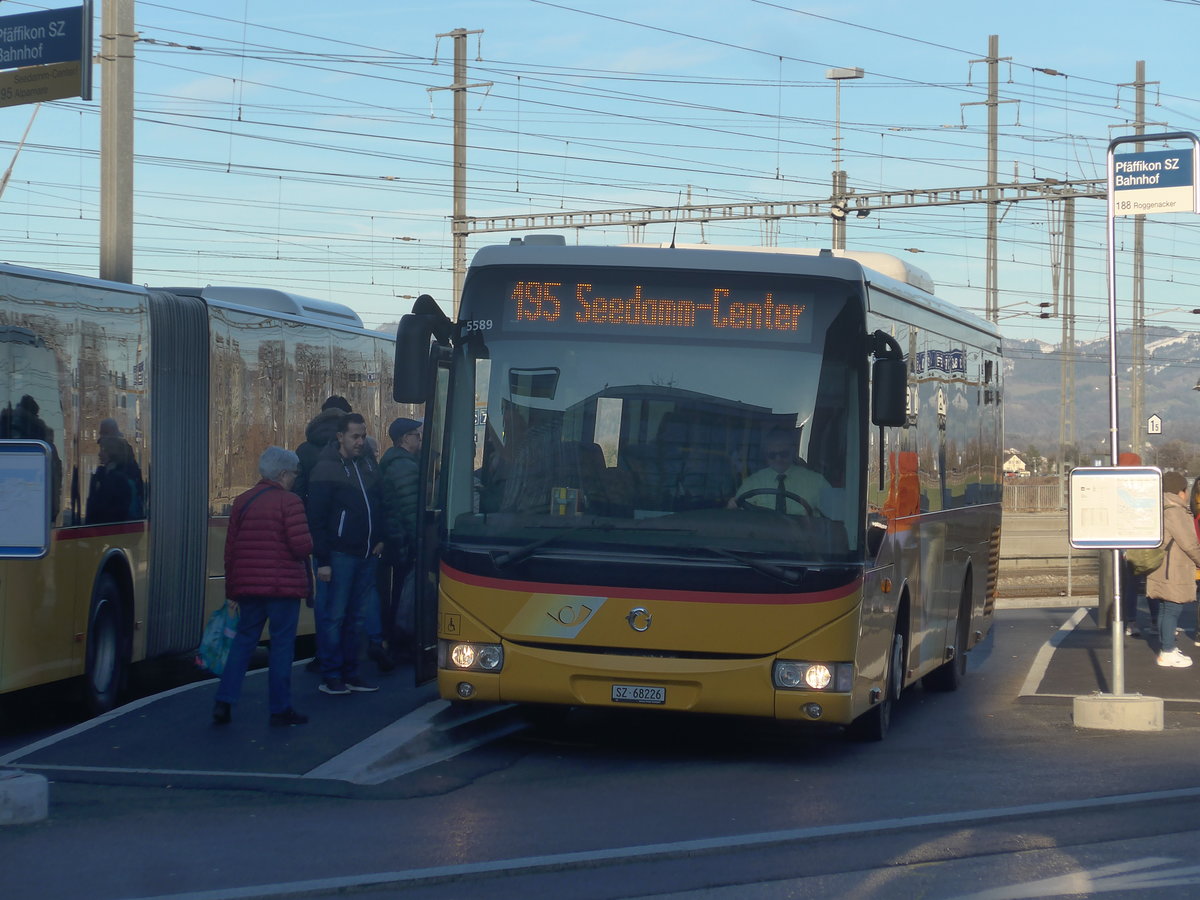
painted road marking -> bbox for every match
[1019,606,1088,698]
[119,786,1200,900]
[952,857,1200,899]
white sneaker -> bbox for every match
[1157,648,1194,668]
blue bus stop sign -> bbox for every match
[0,5,85,70]
[1112,148,1196,216]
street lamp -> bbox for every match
[825,66,864,251]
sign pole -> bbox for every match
[1104,130,1199,704]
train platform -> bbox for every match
[1016,599,1200,710]
[0,658,527,798]
[4,600,1199,803]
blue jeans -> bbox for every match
[1159,599,1185,653]
[364,581,383,646]
[216,596,301,715]
[316,552,378,680]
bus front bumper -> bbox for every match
[437,640,860,724]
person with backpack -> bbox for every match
[1116,452,1145,637]
[1146,470,1200,668]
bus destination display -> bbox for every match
[501,278,814,342]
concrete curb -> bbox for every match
[301,698,531,786]
[996,596,1097,610]
[0,768,48,825]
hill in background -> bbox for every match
[1003,326,1200,457]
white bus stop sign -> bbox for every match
[1068,466,1162,550]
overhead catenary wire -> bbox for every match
[3,0,1200,334]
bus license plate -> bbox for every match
[611,684,666,704]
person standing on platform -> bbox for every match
[213,446,312,727]
[1147,470,1200,668]
[1117,452,1145,637]
[306,412,384,695]
[294,395,352,505]
[379,417,423,663]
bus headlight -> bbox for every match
[773,660,853,692]
[446,641,504,672]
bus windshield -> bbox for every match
[446,266,866,563]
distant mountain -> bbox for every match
[1002,326,1200,452]
[377,316,1198,455]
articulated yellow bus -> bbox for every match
[0,264,401,714]
[396,242,1002,739]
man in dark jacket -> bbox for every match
[379,417,422,660]
[295,395,352,674]
[293,395,352,504]
[306,412,384,695]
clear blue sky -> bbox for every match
[2,0,1200,340]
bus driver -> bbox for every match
[729,427,831,515]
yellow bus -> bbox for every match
[0,264,401,714]
[396,241,1003,739]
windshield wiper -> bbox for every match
[489,522,700,570]
[490,532,572,569]
[490,525,617,570]
[707,547,805,586]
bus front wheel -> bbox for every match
[923,580,972,693]
[84,574,127,716]
[847,629,903,742]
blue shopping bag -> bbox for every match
[196,602,239,675]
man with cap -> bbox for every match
[379,417,422,662]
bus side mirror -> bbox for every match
[394,314,436,403]
[871,356,907,427]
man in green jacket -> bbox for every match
[379,417,422,662]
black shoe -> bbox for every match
[269,708,309,727]
[344,676,379,693]
[369,642,396,673]
[319,678,350,696]
[212,701,232,725]
[305,657,321,674]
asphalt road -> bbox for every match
[6,606,1200,900]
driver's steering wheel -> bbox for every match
[734,488,814,515]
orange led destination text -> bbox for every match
[511,281,806,331]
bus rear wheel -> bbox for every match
[84,574,127,716]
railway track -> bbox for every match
[997,562,1098,600]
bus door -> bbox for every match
[411,357,450,685]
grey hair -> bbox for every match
[259,445,299,482]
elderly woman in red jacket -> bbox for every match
[213,446,314,726]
